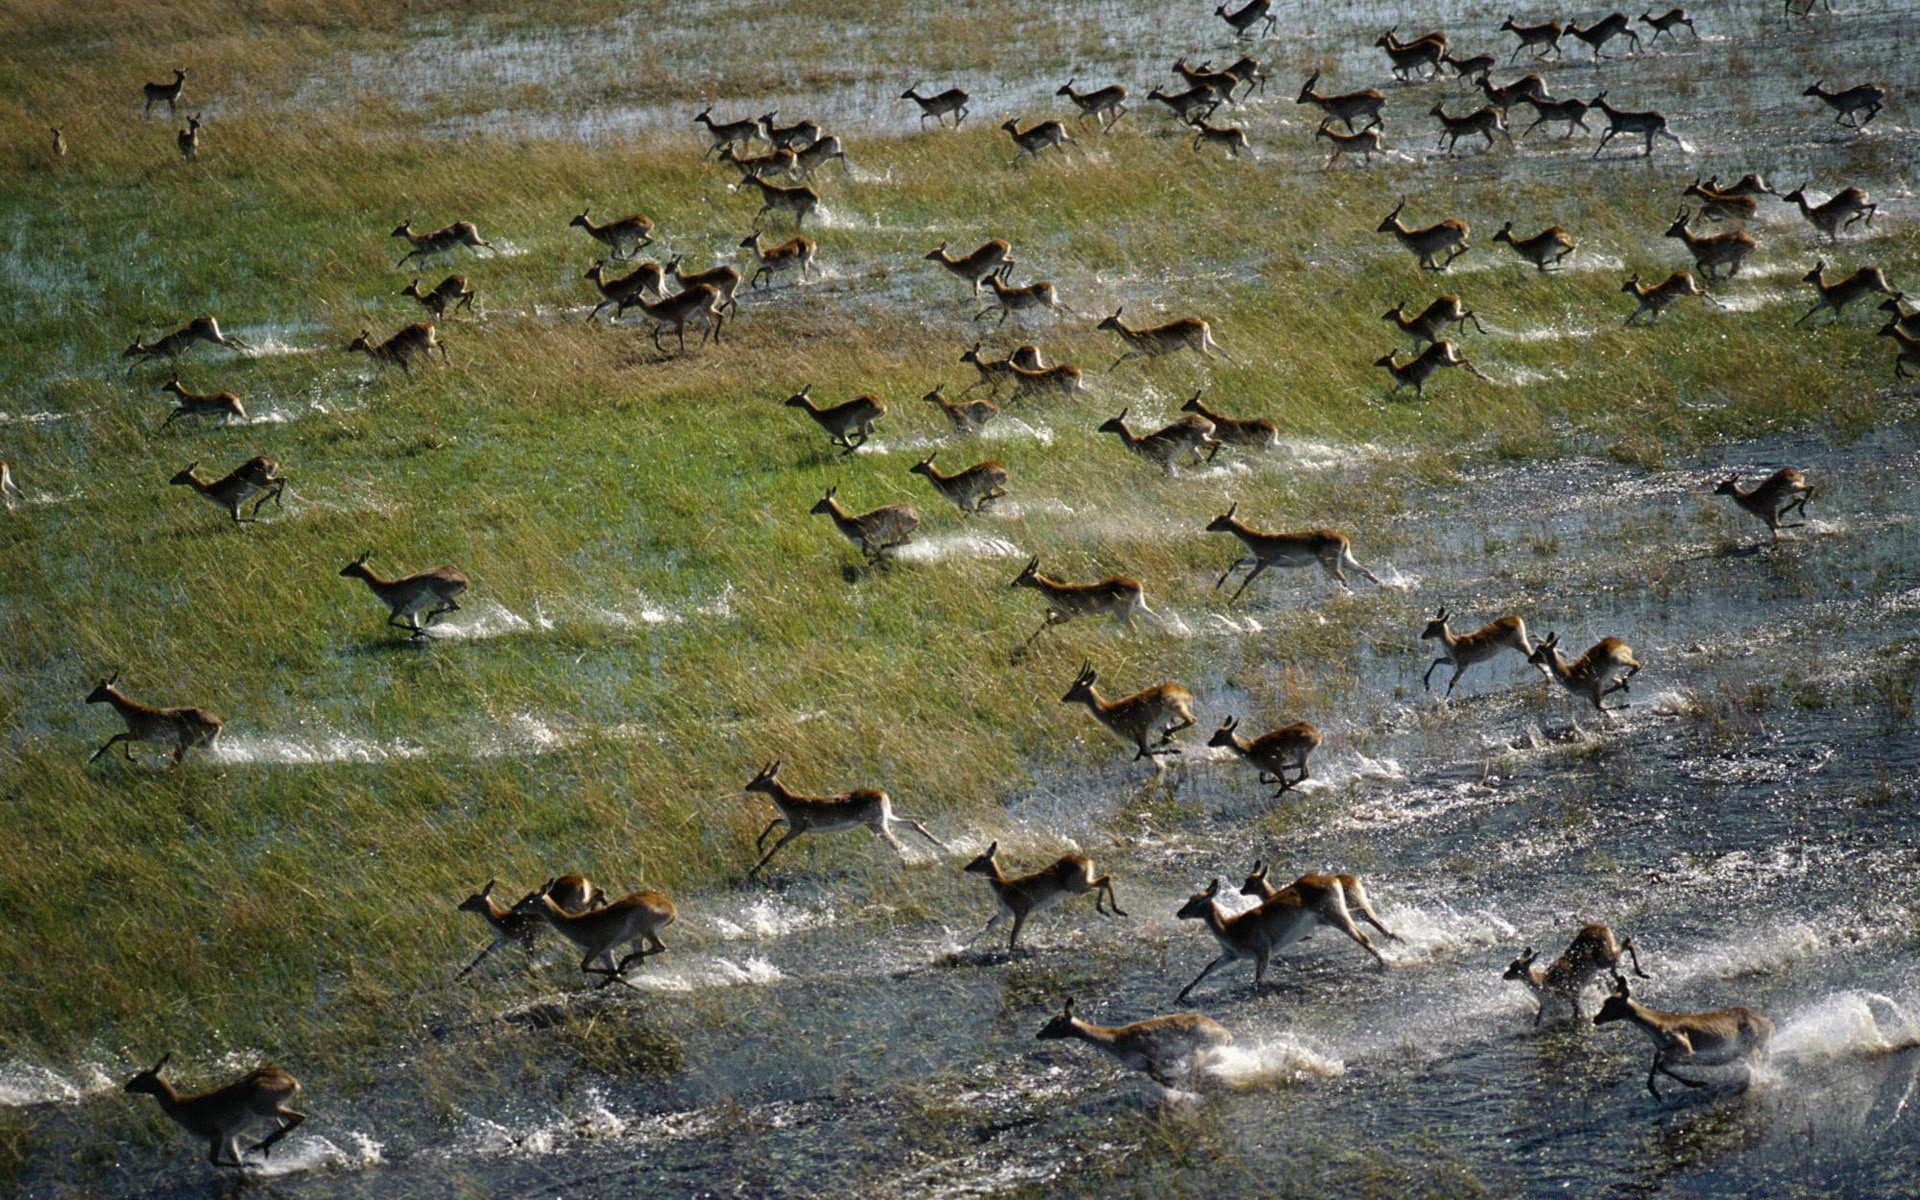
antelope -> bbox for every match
[1146,84,1222,125]
[1420,607,1534,694]
[625,283,725,354]
[901,84,970,128]
[910,453,1007,514]
[143,68,187,117]
[1442,50,1498,82]
[1005,357,1084,400]
[176,114,201,160]
[86,674,222,766]
[1061,660,1195,761]
[1215,56,1269,99]
[1777,182,1876,242]
[1375,340,1488,398]
[1707,172,1774,198]
[1003,117,1076,165]
[455,875,605,979]
[965,843,1125,952]
[515,878,676,987]
[157,379,247,430]
[1209,716,1321,797]
[1191,118,1251,160]
[1663,208,1756,279]
[1804,80,1885,128]
[666,255,743,316]
[1180,391,1276,449]
[1217,0,1277,40]
[1383,296,1488,346]
[1505,924,1648,1022]
[958,341,1044,393]
[1431,102,1510,154]
[927,239,1015,296]
[762,113,822,150]
[1316,124,1383,169]
[1622,271,1717,324]
[1594,974,1773,1097]
[338,551,469,637]
[1493,221,1575,270]
[1057,79,1129,130]
[1,460,20,509]
[1476,72,1550,114]
[1096,408,1221,475]
[1799,259,1898,324]
[1010,557,1160,654]
[391,219,492,267]
[978,274,1071,324]
[1378,200,1470,271]
[583,259,665,321]
[1639,7,1696,41]
[1518,93,1592,139]
[125,316,246,366]
[401,274,476,318]
[792,134,848,177]
[1038,998,1232,1089]
[569,208,654,260]
[783,385,885,454]
[740,230,817,289]
[1714,468,1813,537]
[1877,319,1920,378]
[1237,861,1398,942]
[743,761,944,880]
[810,486,919,562]
[1296,71,1388,135]
[170,457,285,525]
[1206,503,1382,597]
[346,323,447,376]
[1567,11,1640,57]
[734,173,818,227]
[51,127,66,157]
[1527,631,1641,711]
[1098,307,1228,368]
[694,104,764,155]
[923,383,1000,435]
[718,142,799,178]
[1176,876,1385,1001]
[1500,15,1564,61]
[124,1056,303,1167]
[1172,59,1241,106]
[1880,295,1920,339]
[1591,93,1682,157]
[1376,29,1449,81]
[1681,179,1758,222]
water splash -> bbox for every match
[1205,1036,1346,1088]
[0,1060,115,1107]
[213,731,426,765]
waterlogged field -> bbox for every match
[1,0,1917,1195]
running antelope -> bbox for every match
[1519,94,1592,139]
[391,219,493,267]
[927,239,1015,296]
[1798,260,1898,324]
[1664,208,1756,279]
[157,379,247,430]
[1431,101,1510,154]
[1442,50,1498,82]
[1681,179,1758,222]
[1057,79,1129,130]
[125,316,246,367]
[1176,876,1385,1001]
[1147,84,1223,125]
[347,323,447,376]
[1097,408,1221,474]
[1003,117,1076,165]
[1376,28,1449,81]
[783,385,886,454]
[959,342,1044,393]
[1209,716,1321,797]
[923,384,1000,435]
[143,68,187,117]
[1238,862,1398,942]
[1505,923,1648,1023]
[1295,71,1387,132]
[1707,173,1774,198]
[1876,317,1920,378]
[455,875,605,979]
[1217,0,1277,39]
[740,230,817,288]
[1777,182,1877,242]
[1010,557,1160,655]
[1640,7,1697,41]
[1061,660,1195,761]
[170,457,285,525]
[762,113,822,150]
[1383,296,1488,345]
[694,104,765,155]
[1493,221,1575,270]
[734,174,818,227]
[1622,271,1717,324]
[1591,93,1682,157]
[515,878,676,987]
[978,274,1071,324]
[1316,124,1383,169]
[569,208,655,260]
[1206,503,1382,598]
[177,114,201,160]
[965,843,1126,952]
[1568,11,1640,56]
[86,674,222,766]
[1098,307,1228,368]
[1180,391,1276,449]
[1804,80,1885,128]
[743,761,945,880]
[1714,468,1813,538]
[1375,340,1488,398]
[401,275,476,318]
[584,259,665,322]
[1420,607,1534,695]
[666,255,742,315]
[1,460,20,509]
[51,127,66,158]
[1191,118,1251,160]
[1214,56,1269,99]
[1038,998,1233,1089]
[1379,200,1470,271]
[1501,15,1565,61]
[1527,631,1641,711]
[901,84,970,128]
[783,136,843,180]
[810,486,919,562]
[626,283,725,354]
[910,453,1007,514]
[123,1056,303,1168]
[1880,295,1920,339]
[719,142,799,179]
[1172,59,1241,106]
[338,551,469,637]
[1005,357,1084,400]
[1475,72,1550,114]
[1594,974,1773,1098]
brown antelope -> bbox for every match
[51,127,66,158]
[1379,200,1470,271]
[743,761,944,880]
[1432,101,1510,153]
[965,842,1125,952]
[1038,998,1232,1088]
[391,219,492,267]
[1707,173,1774,198]
[401,274,476,319]
[978,274,1071,325]
[1664,208,1756,279]
[734,174,818,227]
[1296,71,1387,132]
[1061,660,1195,761]
[1375,28,1449,81]
[1501,15,1565,61]
[1206,503,1382,598]
[176,114,201,160]
[762,113,822,150]
[627,284,725,353]
[1375,340,1488,398]
[910,453,1008,514]
[1180,391,1276,449]
[1880,295,1920,338]
[1237,862,1398,942]
[338,551,468,637]
[455,876,605,979]
[926,239,1015,296]
[958,342,1032,394]
[1777,182,1877,242]
[1804,80,1885,128]
[170,457,285,525]
[1714,469,1813,538]
[1476,72,1550,114]
[1209,716,1321,797]
[1442,50,1498,82]
[347,323,447,375]
[1527,631,1641,711]
[1191,118,1251,160]
[1003,117,1076,165]
[125,316,246,367]
[1568,11,1640,57]
[86,674,221,766]
[784,386,885,454]
[1316,124,1383,169]
[666,255,742,316]
[718,142,799,179]
[569,208,654,260]
[1594,974,1773,1097]
[1639,7,1697,41]
[1010,557,1160,654]
[514,878,676,987]
[1097,408,1221,474]
[1420,607,1534,695]
[1591,93,1682,157]
[157,379,247,430]
[1681,179,1758,222]
[143,68,187,117]
[1505,924,1648,1022]
[1147,84,1223,125]
[739,230,817,290]
[1172,59,1241,106]
[1622,271,1717,324]
[810,486,919,562]
[1216,56,1269,99]
[1176,876,1385,1001]
[1004,357,1084,400]
[694,104,765,155]
[1875,317,1920,378]
[1057,79,1129,130]
[583,259,665,322]
[923,384,1000,435]
[1519,94,1592,139]
[1493,221,1575,270]
[1217,0,1277,39]
[789,139,848,179]
[124,1055,303,1167]
[1799,259,1898,324]
[1383,296,1488,346]
[1,460,21,509]
[1098,307,1228,368]
[901,84,970,128]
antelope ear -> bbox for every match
[480,878,497,897]
[985,841,998,856]
[151,1052,171,1073]
[1205,878,1221,896]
